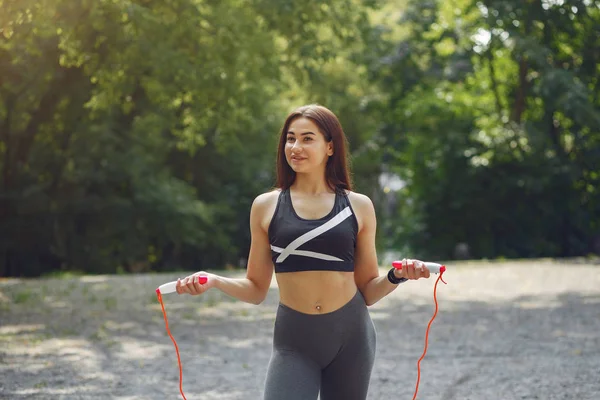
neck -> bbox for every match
[291,172,332,195]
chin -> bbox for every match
[289,165,305,173]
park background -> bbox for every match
[1,0,599,277]
[1,1,600,399]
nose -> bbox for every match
[290,140,303,153]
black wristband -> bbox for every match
[387,268,408,285]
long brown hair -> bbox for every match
[276,104,353,192]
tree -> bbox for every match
[0,0,383,276]
[378,0,600,259]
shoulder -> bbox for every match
[345,190,376,232]
[345,190,375,213]
[252,189,281,210]
[250,189,282,227]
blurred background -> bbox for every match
[1,0,599,278]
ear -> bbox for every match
[327,142,334,156]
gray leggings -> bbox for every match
[263,290,376,400]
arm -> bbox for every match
[176,193,275,305]
[351,193,429,306]
[214,192,274,304]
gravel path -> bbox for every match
[1,259,599,399]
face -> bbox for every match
[285,117,334,173]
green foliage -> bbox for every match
[1,0,598,276]
[0,0,381,276]
[379,0,600,259]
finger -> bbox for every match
[178,278,190,294]
[411,259,420,277]
[181,278,191,294]
[414,261,422,278]
[187,277,195,292]
[192,276,203,294]
[421,262,431,278]
[419,261,427,279]
[176,278,182,294]
[396,259,406,278]
[399,266,407,278]
[186,278,198,295]
[406,259,416,279]
[413,260,422,279]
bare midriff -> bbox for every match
[275,270,357,314]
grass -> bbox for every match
[41,270,85,279]
[204,294,219,307]
[58,327,78,337]
[33,381,48,389]
[236,309,249,317]
[103,297,117,311]
[13,290,35,304]
[89,323,108,342]
[149,293,159,304]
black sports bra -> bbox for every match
[267,189,359,273]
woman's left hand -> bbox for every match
[394,258,431,280]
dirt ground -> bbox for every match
[1,259,599,400]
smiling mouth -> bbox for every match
[291,157,306,161]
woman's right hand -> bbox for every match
[176,271,217,295]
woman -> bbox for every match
[176,104,431,400]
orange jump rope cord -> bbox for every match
[157,291,187,400]
[412,271,447,400]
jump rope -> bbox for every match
[156,261,447,400]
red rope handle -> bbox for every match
[157,290,187,400]
[412,271,447,400]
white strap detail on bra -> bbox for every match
[273,206,353,263]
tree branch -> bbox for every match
[486,38,504,118]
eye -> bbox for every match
[303,137,313,141]
[286,136,295,142]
